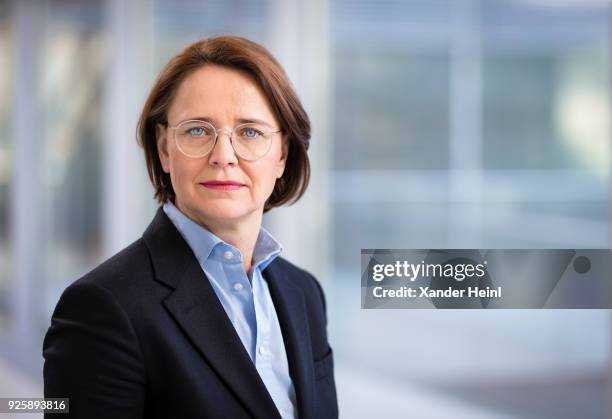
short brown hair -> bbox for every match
[137,35,311,212]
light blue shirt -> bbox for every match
[163,201,297,419]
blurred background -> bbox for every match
[0,0,610,418]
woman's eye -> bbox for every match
[188,127,205,136]
[241,128,262,138]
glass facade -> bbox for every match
[39,0,106,333]
[1,1,610,417]
[330,1,610,418]
[0,0,12,336]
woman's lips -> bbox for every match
[200,181,245,191]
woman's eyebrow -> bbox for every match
[182,116,274,128]
[235,117,274,127]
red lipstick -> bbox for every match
[200,180,245,191]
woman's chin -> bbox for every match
[198,202,257,223]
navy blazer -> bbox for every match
[43,208,338,419]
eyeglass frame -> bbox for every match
[164,119,283,161]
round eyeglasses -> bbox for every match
[166,119,282,161]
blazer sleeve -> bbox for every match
[42,280,146,419]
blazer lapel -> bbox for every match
[143,208,281,419]
[264,262,316,419]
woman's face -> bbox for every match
[156,65,287,228]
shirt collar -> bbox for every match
[162,200,282,271]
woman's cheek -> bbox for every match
[260,178,275,201]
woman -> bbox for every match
[43,36,338,419]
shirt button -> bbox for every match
[223,250,233,259]
[233,282,243,292]
[258,346,266,356]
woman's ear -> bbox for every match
[156,123,170,173]
[276,136,288,178]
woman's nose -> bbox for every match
[208,130,238,167]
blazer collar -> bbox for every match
[142,208,316,419]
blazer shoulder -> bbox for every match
[269,256,327,311]
[270,256,319,285]
[68,238,154,299]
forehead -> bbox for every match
[168,65,278,125]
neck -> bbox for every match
[176,202,262,273]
